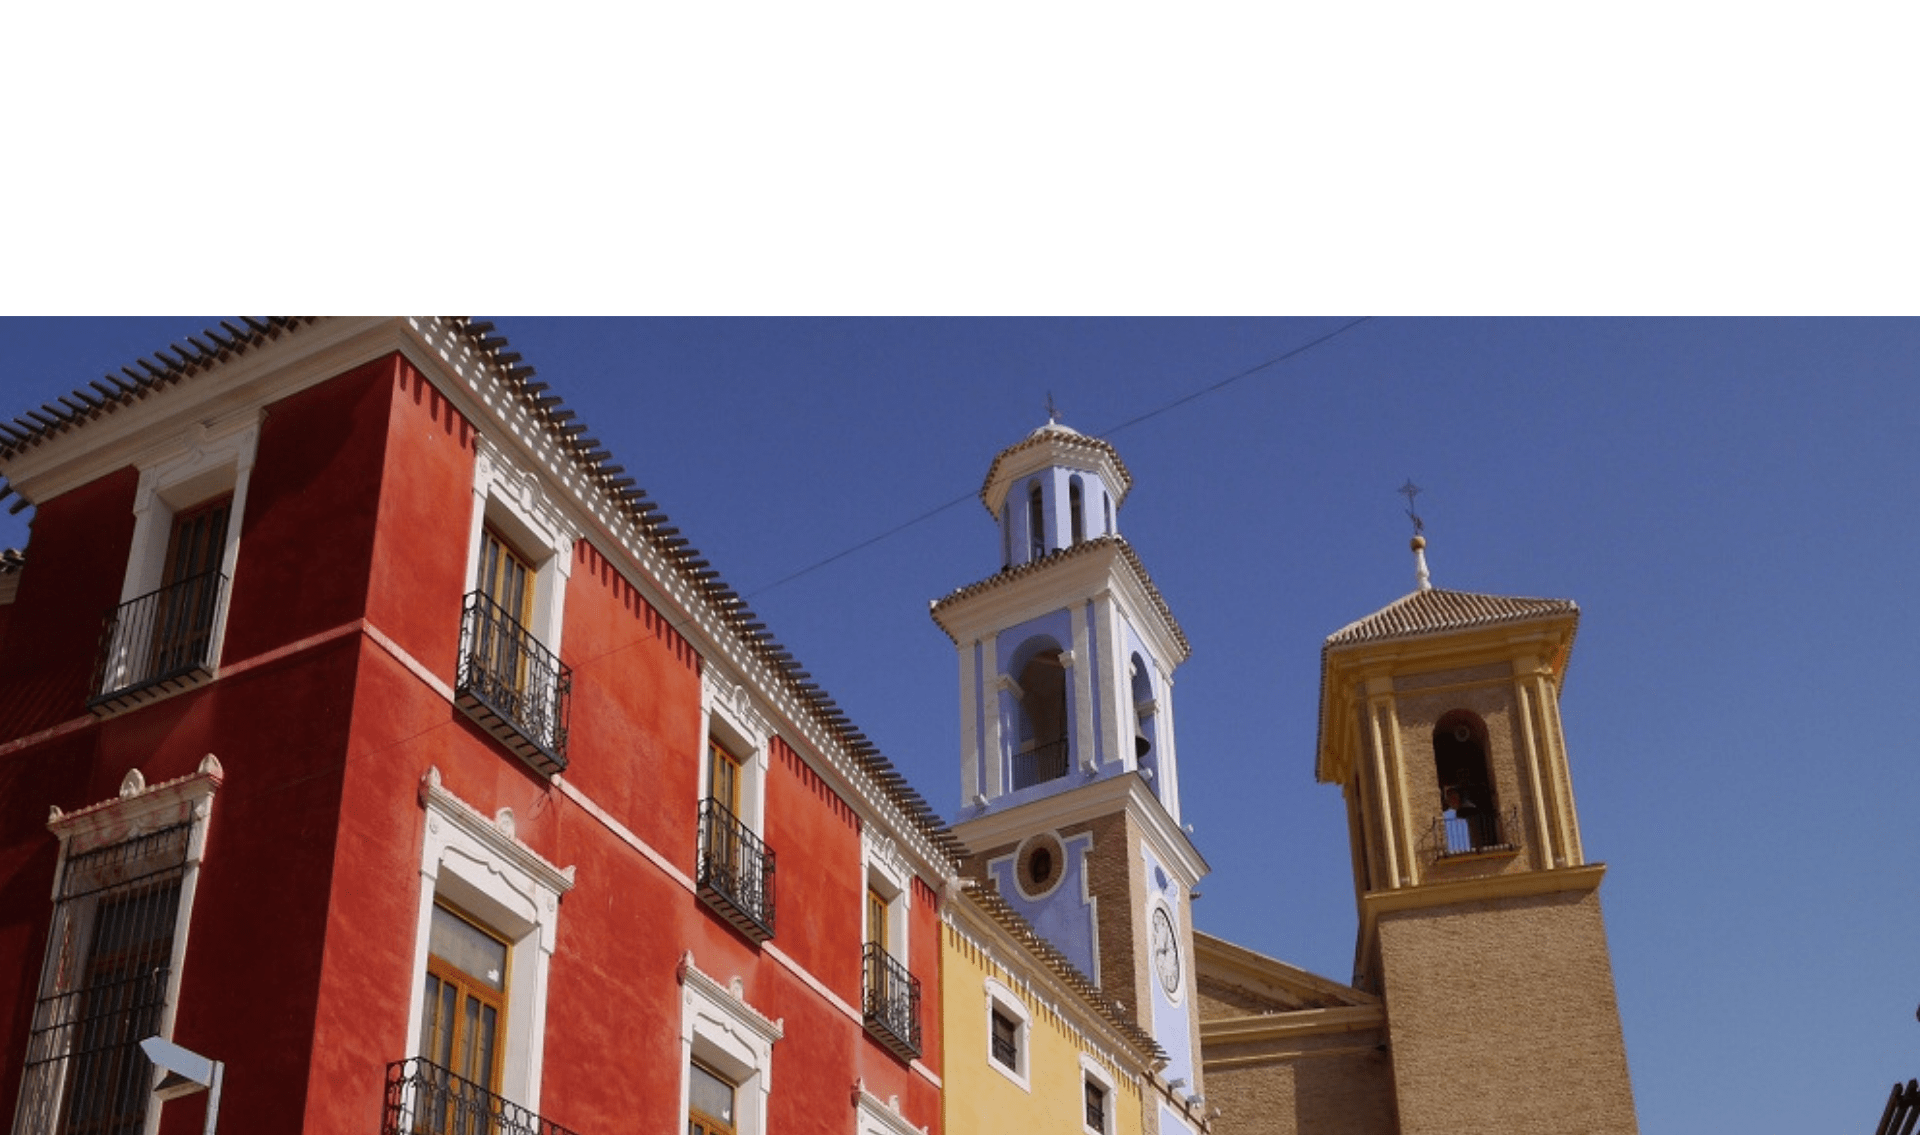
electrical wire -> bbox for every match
[747,316,1374,599]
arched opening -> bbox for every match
[1103,493,1113,536]
[1130,653,1160,798]
[1069,476,1085,545]
[1000,501,1011,570]
[1433,710,1500,853]
[1010,639,1069,789]
[1027,482,1046,561]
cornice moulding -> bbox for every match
[1200,1004,1387,1043]
[953,773,1209,886]
[3,318,403,503]
[945,896,1160,1070]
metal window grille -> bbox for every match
[383,1058,580,1135]
[861,944,922,1061]
[1011,739,1069,790]
[13,824,190,1135]
[90,572,229,705]
[989,1011,1018,1069]
[1085,1080,1107,1132]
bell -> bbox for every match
[1134,719,1152,759]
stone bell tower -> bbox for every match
[932,417,1210,1131]
[1315,534,1637,1135]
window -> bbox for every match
[1433,710,1503,853]
[1027,482,1045,561]
[861,833,919,1061]
[679,954,781,1135]
[687,1062,736,1135]
[1010,643,1069,790]
[991,1011,1019,1069]
[1084,1079,1109,1134]
[697,678,774,942]
[418,904,509,1094]
[983,979,1031,1089]
[457,441,578,776]
[94,417,257,713]
[14,759,221,1135]
[410,767,573,1116]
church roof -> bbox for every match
[928,534,1190,658]
[1325,586,1578,649]
[978,421,1132,514]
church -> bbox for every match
[928,417,1639,1135]
[0,318,1636,1135]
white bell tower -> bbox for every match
[932,417,1211,1132]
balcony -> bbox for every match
[455,591,572,777]
[1430,805,1522,860]
[384,1058,579,1135]
[88,571,228,715]
[697,798,775,943]
[862,942,922,1062]
[1011,738,1069,790]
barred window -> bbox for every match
[1084,1079,1107,1133]
[15,824,191,1135]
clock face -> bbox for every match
[1151,907,1181,997]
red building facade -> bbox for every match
[0,318,957,1135]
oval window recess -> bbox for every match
[1016,834,1066,898]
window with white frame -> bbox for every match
[93,418,258,709]
[13,757,222,1135]
[405,767,573,1116]
[1081,1056,1117,1135]
[678,954,782,1135]
[697,674,775,941]
[984,978,1031,1090]
[456,441,578,772]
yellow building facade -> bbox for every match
[942,885,1167,1135]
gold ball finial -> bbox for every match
[1411,535,1426,551]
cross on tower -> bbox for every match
[1399,479,1424,535]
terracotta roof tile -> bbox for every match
[978,423,1132,513]
[929,535,1189,657]
[1325,587,1577,648]
[0,317,968,870]
[964,882,1166,1064]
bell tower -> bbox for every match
[932,418,1210,1131]
[1316,534,1637,1135]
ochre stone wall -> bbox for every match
[1206,1039,1397,1135]
[1376,886,1637,1135]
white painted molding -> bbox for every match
[856,1085,929,1135]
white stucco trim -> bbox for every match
[855,1085,929,1135]
[408,767,576,1114]
[702,668,772,833]
[464,435,577,655]
[30,756,224,1135]
[679,952,784,1135]
[984,977,1034,1091]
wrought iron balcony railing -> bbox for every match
[696,797,775,942]
[1011,738,1069,790]
[88,570,228,714]
[384,1058,579,1135]
[455,591,572,776]
[1431,805,1522,859]
[862,942,921,1062]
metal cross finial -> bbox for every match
[1046,393,1062,425]
[1399,479,1424,535]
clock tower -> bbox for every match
[932,418,1210,1132]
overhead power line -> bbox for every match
[747,317,1374,599]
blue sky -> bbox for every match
[1,317,1915,1133]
